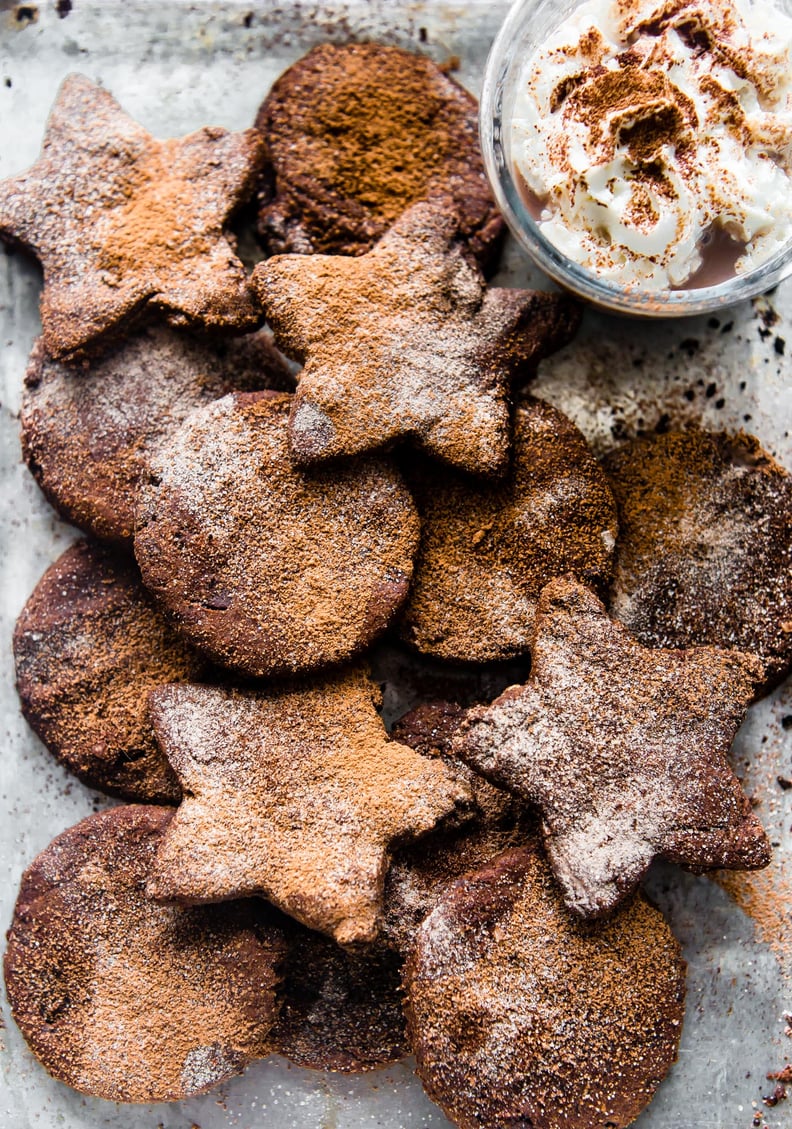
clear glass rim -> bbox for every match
[479,0,792,318]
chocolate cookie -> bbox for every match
[255,42,503,271]
[0,75,262,361]
[13,539,206,803]
[455,577,770,919]
[383,701,535,953]
[399,397,618,662]
[254,202,580,476]
[403,846,687,1129]
[134,390,420,678]
[3,806,286,1103]
[604,429,792,696]
[271,920,407,1072]
[21,328,292,547]
[146,670,472,945]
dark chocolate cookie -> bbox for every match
[13,539,206,803]
[255,43,503,271]
[21,327,292,547]
[383,701,536,953]
[604,429,792,696]
[134,391,420,678]
[399,397,618,662]
[0,75,263,361]
[403,845,687,1129]
[271,920,407,1072]
[3,806,286,1103]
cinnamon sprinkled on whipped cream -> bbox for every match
[512,0,792,288]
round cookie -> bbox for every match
[604,429,792,695]
[255,43,503,270]
[271,921,407,1072]
[3,806,286,1103]
[134,391,420,678]
[14,539,207,803]
[20,327,293,547]
[399,397,618,662]
[404,846,686,1129]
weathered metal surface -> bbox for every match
[0,3,790,1127]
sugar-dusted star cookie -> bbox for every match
[146,669,472,945]
[454,577,770,918]
[0,74,263,361]
[252,201,580,476]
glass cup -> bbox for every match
[479,0,792,316]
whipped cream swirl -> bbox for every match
[511,0,792,288]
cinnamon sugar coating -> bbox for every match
[21,328,292,548]
[0,75,263,361]
[3,806,286,1103]
[255,42,503,272]
[146,669,472,945]
[253,202,581,476]
[13,539,207,804]
[404,845,686,1129]
[455,577,770,919]
[134,391,419,678]
[384,701,536,953]
[399,397,618,662]
[604,429,792,697]
[271,919,407,1072]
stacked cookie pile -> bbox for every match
[2,44,791,1129]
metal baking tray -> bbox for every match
[1,2,790,1127]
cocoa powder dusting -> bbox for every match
[0,75,263,361]
[455,577,769,920]
[20,328,292,547]
[398,396,618,663]
[254,202,580,478]
[255,42,503,269]
[134,391,420,678]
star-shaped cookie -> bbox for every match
[146,669,472,945]
[454,576,770,918]
[0,75,263,360]
[252,201,580,476]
